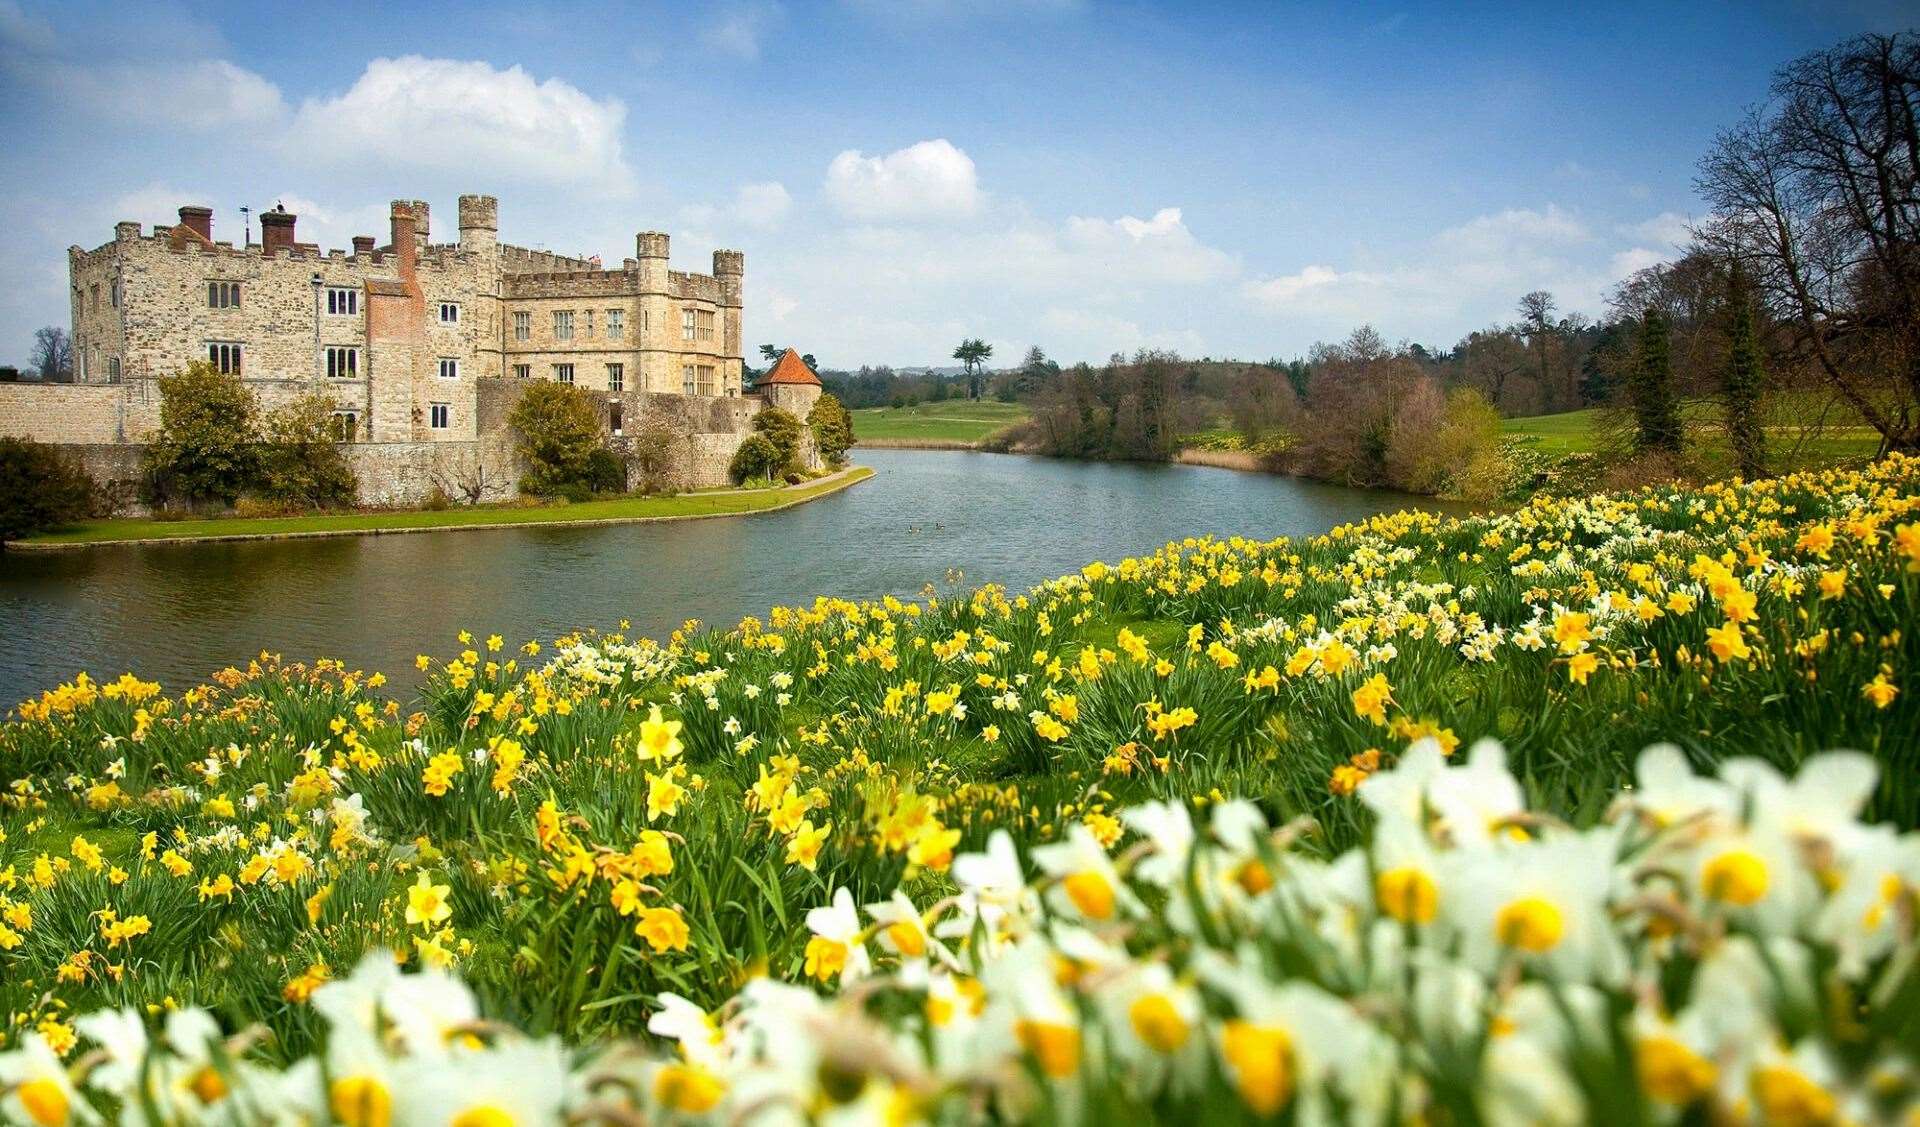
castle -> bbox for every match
[0,194,822,504]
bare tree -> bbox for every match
[1694,31,1920,450]
[30,327,72,382]
[433,454,496,505]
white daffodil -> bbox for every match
[1032,824,1138,923]
[379,967,480,1058]
[1451,829,1625,984]
[401,1037,570,1125]
[864,890,951,972]
[1357,737,1449,828]
[804,887,872,984]
[311,951,402,1039]
[71,1007,148,1098]
[0,1033,97,1127]
[1628,744,1736,832]
[646,994,726,1070]
[1426,739,1528,850]
[1198,947,1393,1123]
[1120,800,1195,887]
[1722,750,1878,855]
[1095,961,1205,1098]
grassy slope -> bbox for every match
[851,400,1029,443]
[20,467,872,546]
[1503,398,1884,470]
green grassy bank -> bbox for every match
[14,465,873,548]
[851,399,1028,444]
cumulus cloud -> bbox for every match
[284,57,634,196]
[753,192,1236,363]
[1241,204,1654,345]
[732,182,794,227]
[825,140,981,221]
[1619,211,1695,250]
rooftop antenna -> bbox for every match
[240,206,251,248]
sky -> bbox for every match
[0,1,1910,371]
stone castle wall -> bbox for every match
[11,192,820,511]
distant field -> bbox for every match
[1503,399,1883,471]
[851,400,1029,444]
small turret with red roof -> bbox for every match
[755,349,824,417]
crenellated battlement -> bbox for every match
[52,190,750,457]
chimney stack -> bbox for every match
[389,202,418,278]
[258,204,297,256]
[352,235,375,256]
[176,206,212,241]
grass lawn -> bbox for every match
[1503,397,1884,471]
[851,399,1029,443]
[18,466,873,547]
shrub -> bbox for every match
[258,394,358,510]
[751,408,803,475]
[0,435,93,540]
[510,381,609,497]
[806,393,854,466]
[585,448,627,494]
[141,361,260,507]
[728,433,782,485]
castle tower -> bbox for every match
[458,195,498,252]
[636,231,669,292]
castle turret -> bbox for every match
[713,249,743,308]
[636,231,669,291]
[408,199,430,252]
[458,194,498,252]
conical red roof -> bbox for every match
[760,349,821,386]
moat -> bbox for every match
[0,449,1467,699]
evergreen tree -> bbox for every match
[1721,261,1768,479]
[1629,310,1683,454]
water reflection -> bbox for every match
[0,450,1466,699]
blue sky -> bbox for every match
[0,0,1909,369]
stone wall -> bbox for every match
[0,383,135,444]
[345,438,519,506]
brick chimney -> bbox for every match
[389,202,418,278]
[352,235,375,255]
[177,206,212,241]
[259,204,297,256]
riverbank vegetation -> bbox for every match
[9,466,873,547]
[3,454,1917,1120]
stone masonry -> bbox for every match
[5,194,821,504]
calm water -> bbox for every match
[0,450,1463,701]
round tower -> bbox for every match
[636,231,669,291]
[712,249,743,308]
[458,194,498,251]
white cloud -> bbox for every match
[733,182,793,227]
[1241,204,1654,346]
[754,195,1236,364]
[825,140,981,221]
[285,57,634,195]
[704,3,781,59]
[1619,210,1694,250]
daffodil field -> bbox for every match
[4,456,1920,1124]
